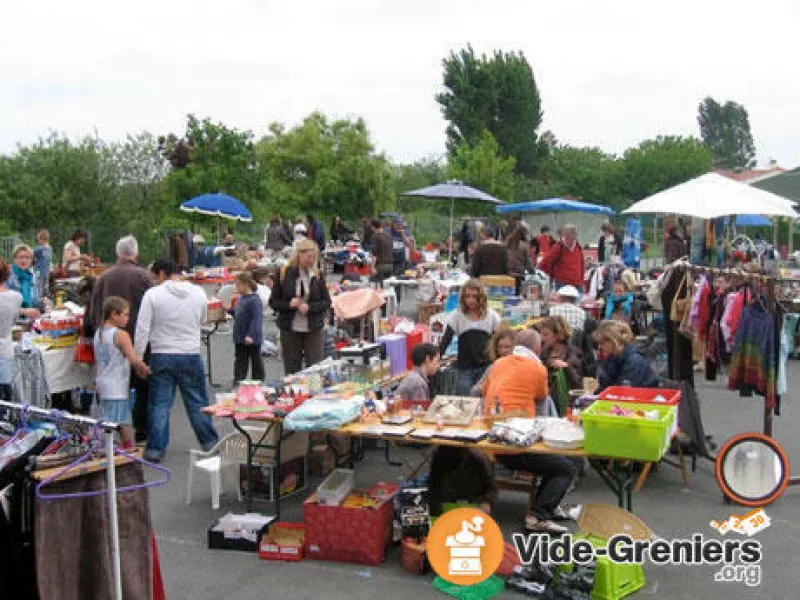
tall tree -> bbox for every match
[621,135,713,200]
[697,97,756,169]
[446,131,516,201]
[538,145,623,208]
[256,112,396,220]
[437,46,545,177]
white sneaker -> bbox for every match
[525,516,570,534]
[553,503,583,521]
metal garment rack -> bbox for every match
[677,265,800,488]
[0,401,126,600]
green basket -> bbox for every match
[581,401,676,462]
[558,534,645,600]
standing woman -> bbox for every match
[538,316,584,411]
[270,239,332,375]
[7,244,44,316]
[0,260,23,400]
[506,226,532,295]
[62,228,90,275]
[438,279,502,396]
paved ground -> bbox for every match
[149,326,798,599]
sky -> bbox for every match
[2,0,800,167]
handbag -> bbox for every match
[670,272,691,323]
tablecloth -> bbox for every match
[13,346,93,407]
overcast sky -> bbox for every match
[2,0,799,167]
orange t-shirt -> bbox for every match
[481,355,548,416]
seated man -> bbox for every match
[547,285,586,332]
[395,343,440,402]
[481,328,580,534]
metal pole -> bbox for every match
[449,197,454,265]
[106,429,124,600]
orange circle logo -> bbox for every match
[427,508,505,586]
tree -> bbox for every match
[697,97,756,169]
[256,112,396,220]
[537,145,623,208]
[446,131,516,201]
[621,135,713,200]
[437,46,546,176]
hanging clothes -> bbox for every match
[728,302,777,409]
[721,291,746,352]
[689,276,711,341]
[661,268,694,385]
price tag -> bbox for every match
[739,508,771,536]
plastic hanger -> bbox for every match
[35,423,172,501]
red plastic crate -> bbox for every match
[598,386,680,406]
[259,523,305,562]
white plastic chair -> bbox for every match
[186,432,248,510]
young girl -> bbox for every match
[438,279,502,396]
[94,296,150,448]
[604,280,634,322]
[233,271,265,383]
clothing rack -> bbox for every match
[0,401,126,600]
[676,265,800,489]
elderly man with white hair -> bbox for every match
[539,223,586,293]
[90,235,154,442]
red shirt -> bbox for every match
[536,234,555,256]
[540,241,585,287]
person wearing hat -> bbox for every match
[548,285,586,332]
[293,223,308,249]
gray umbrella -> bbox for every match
[401,180,502,262]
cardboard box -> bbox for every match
[239,455,307,501]
[208,513,274,552]
[259,522,305,562]
[303,488,396,565]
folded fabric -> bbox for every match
[284,397,364,431]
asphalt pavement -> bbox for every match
[149,326,799,600]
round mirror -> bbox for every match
[715,433,790,507]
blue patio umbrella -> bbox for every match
[734,214,772,227]
[401,180,501,261]
[496,198,615,215]
[180,193,252,242]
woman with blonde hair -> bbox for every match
[538,316,584,408]
[593,320,658,391]
[269,239,332,374]
[438,278,501,395]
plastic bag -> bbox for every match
[553,369,570,416]
[283,397,363,431]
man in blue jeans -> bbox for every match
[135,259,217,462]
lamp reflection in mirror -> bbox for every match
[715,433,790,507]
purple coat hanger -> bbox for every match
[35,426,172,501]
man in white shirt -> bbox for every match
[135,259,218,462]
[548,285,586,332]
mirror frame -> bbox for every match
[715,432,790,507]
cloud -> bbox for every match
[1,0,799,166]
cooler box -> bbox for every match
[581,400,676,462]
[405,329,424,370]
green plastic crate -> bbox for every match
[581,401,676,461]
[558,534,645,600]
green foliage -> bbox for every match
[621,135,713,200]
[255,112,396,221]
[446,131,516,201]
[537,145,624,208]
[437,46,546,176]
[697,97,756,169]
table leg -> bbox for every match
[231,419,276,515]
[588,459,635,511]
[203,322,221,388]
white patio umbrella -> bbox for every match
[622,173,798,219]
[401,180,502,262]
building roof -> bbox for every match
[714,166,786,184]
[751,167,800,202]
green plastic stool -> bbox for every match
[557,534,645,600]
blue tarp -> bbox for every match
[496,198,615,215]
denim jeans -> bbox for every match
[456,365,488,397]
[147,354,218,458]
[496,453,580,520]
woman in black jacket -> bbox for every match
[269,239,332,374]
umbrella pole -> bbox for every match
[449,197,454,265]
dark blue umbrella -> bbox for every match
[496,198,614,215]
[180,193,253,222]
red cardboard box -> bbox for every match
[303,488,397,566]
